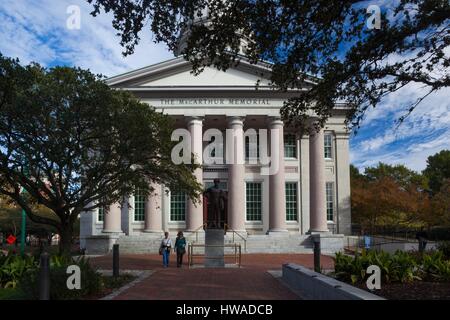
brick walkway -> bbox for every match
[90,254,334,300]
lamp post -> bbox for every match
[20,167,28,257]
[20,208,26,257]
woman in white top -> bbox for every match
[160,232,172,267]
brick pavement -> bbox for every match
[90,254,334,300]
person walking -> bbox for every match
[160,232,172,267]
[416,227,428,253]
[174,231,187,268]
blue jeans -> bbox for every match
[162,249,170,267]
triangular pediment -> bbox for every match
[107,56,277,88]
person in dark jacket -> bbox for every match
[416,227,428,253]
[174,231,187,268]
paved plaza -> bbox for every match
[90,254,334,300]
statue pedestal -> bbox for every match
[204,229,225,268]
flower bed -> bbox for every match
[0,251,134,300]
[332,249,450,300]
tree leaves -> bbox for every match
[87,0,449,131]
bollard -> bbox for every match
[39,252,50,300]
[113,244,119,277]
[313,237,321,273]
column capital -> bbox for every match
[227,116,244,127]
[186,116,203,127]
[267,116,284,127]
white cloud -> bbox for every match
[351,83,450,172]
[0,0,173,76]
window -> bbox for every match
[170,191,186,221]
[134,189,145,221]
[326,182,334,221]
[285,182,298,221]
[324,134,333,159]
[284,134,297,158]
[98,207,104,222]
[246,182,262,221]
[245,133,259,160]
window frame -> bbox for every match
[245,182,263,222]
[324,133,333,160]
[133,189,145,222]
[284,134,297,159]
[285,182,298,221]
[326,182,334,222]
[170,190,187,222]
[97,207,104,223]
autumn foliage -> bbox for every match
[351,151,450,233]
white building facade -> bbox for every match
[80,57,351,254]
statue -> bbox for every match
[203,179,226,228]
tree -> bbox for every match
[351,162,429,232]
[0,54,202,255]
[352,176,418,233]
[423,149,450,194]
[364,162,428,191]
[87,0,449,131]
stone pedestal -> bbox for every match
[204,229,225,267]
[310,233,344,254]
[84,234,121,255]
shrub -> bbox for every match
[19,255,103,300]
[437,241,450,260]
[0,252,38,289]
[333,249,448,285]
[419,251,450,281]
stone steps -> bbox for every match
[114,233,315,254]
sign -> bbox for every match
[6,235,16,244]
[159,98,272,106]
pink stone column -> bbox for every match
[309,128,329,232]
[268,117,287,232]
[103,202,122,233]
[227,117,246,232]
[186,117,204,231]
[143,183,163,233]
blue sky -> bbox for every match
[0,0,448,173]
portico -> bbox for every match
[80,57,351,254]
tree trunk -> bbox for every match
[58,224,73,256]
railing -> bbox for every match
[185,223,207,243]
[224,223,247,252]
[344,235,431,254]
[187,243,241,268]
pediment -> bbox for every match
[107,57,275,88]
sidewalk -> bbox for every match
[90,254,334,300]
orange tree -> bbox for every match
[351,163,428,233]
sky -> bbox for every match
[0,0,448,173]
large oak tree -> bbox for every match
[0,54,202,255]
[88,0,449,131]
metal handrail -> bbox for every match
[187,243,241,267]
[186,223,207,243]
[224,223,247,252]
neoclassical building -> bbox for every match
[80,56,351,254]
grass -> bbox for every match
[102,274,136,290]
